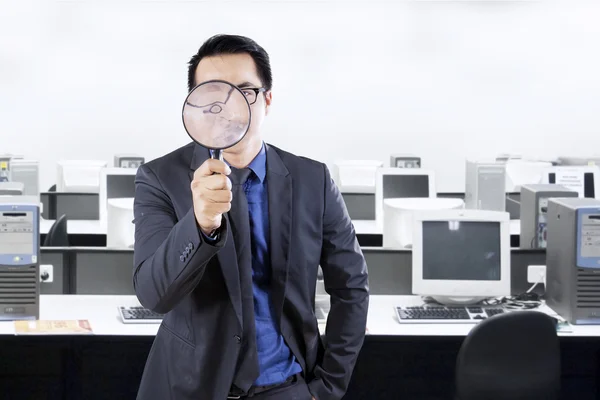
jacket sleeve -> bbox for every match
[132,164,227,314]
[308,164,370,400]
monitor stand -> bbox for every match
[431,295,487,306]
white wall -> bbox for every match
[1,0,600,192]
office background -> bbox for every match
[2,0,600,192]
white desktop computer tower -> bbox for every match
[546,197,600,324]
[465,160,506,212]
[0,198,40,320]
[9,160,39,197]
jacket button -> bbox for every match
[189,242,194,250]
[180,255,185,262]
[234,335,241,344]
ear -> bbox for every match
[264,91,273,116]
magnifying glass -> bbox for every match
[182,80,251,161]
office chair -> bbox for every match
[455,311,560,400]
[48,184,56,192]
[43,214,69,247]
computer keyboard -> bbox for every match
[118,306,164,324]
[395,305,505,324]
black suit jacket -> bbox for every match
[133,142,369,400]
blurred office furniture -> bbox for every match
[541,165,599,199]
[465,160,506,212]
[334,160,383,193]
[343,193,375,220]
[106,198,134,248]
[558,156,600,166]
[455,311,560,400]
[375,168,436,229]
[9,159,39,197]
[40,192,99,220]
[99,168,137,225]
[0,181,24,196]
[56,160,107,193]
[43,215,69,247]
[72,248,134,294]
[382,198,464,249]
[495,153,522,162]
[114,154,144,168]
[39,248,68,295]
[504,159,552,192]
[361,247,544,296]
[336,160,382,221]
[390,154,421,168]
[505,192,521,219]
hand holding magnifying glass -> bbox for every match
[182,80,252,235]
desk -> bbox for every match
[40,219,106,235]
[1,295,599,399]
[353,220,522,237]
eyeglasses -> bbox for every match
[185,86,267,115]
[239,87,266,105]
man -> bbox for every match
[133,34,369,400]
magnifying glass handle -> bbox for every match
[209,149,224,161]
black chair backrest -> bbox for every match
[456,311,560,400]
[43,214,69,247]
[48,184,56,192]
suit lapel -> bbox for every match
[189,143,243,328]
[266,145,292,324]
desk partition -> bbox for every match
[73,248,134,295]
[40,247,134,295]
[41,192,99,220]
[362,248,546,296]
[41,247,545,296]
[39,248,69,295]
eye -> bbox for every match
[242,89,254,97]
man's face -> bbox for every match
[193,53,271,155]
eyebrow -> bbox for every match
[237,81,259,88]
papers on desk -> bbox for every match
[14,319,93,335]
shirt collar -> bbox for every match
[247,142,267,183]
[216,142,267,183]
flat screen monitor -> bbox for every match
[412,209,510,304]
[375,168,435,228]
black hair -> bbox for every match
[187,34,272,92]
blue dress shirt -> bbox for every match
[206,144,302,385]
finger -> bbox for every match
[203,189,232,203]
[194,159,231,179]
[200,174,231,190]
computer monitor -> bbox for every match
[504,160,552,192]
[412,209,511,305]
[375,168,435,228]
[99,168,137,224]
[114,154,145,168]
[334,160,383,194]
[541,166,599,199]
[56,160,107,193]
[382,198,464,249]
[106,198,135,248]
